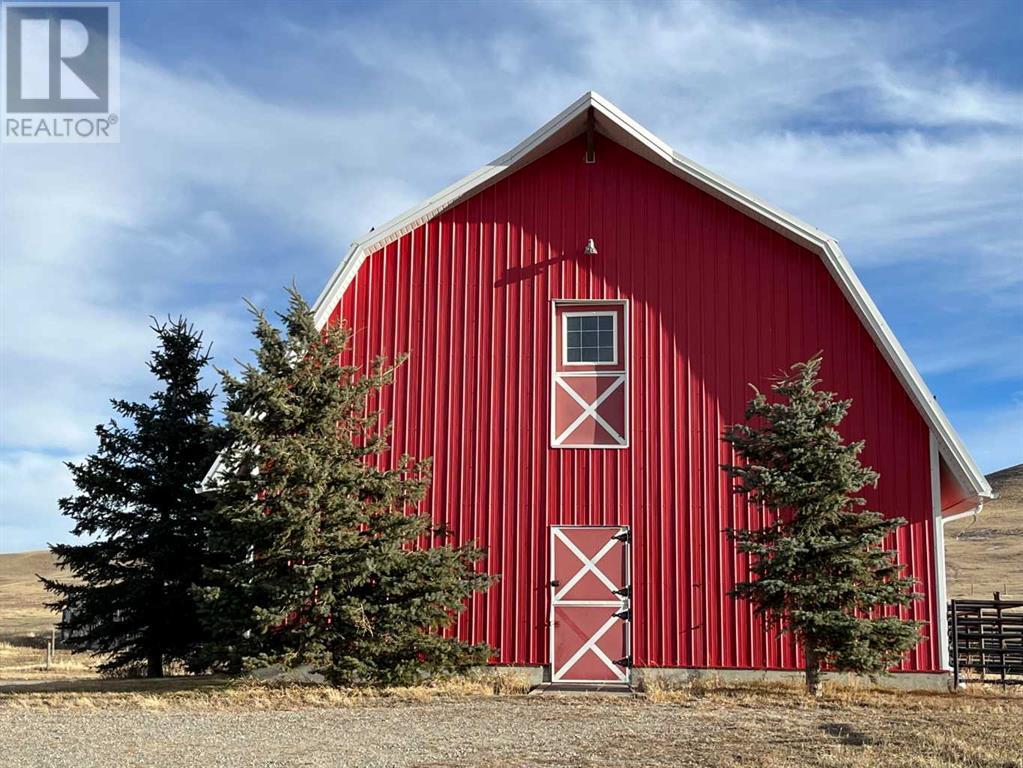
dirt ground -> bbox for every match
[1,679,1021,768]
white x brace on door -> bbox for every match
[549,525,631,683]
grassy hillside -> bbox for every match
[945,463,1023,599]
[0,550,95,679]
[0,550,66,645]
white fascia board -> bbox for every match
[307,91,992,499]
[199,451,225,492]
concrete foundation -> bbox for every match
[632,666,954,693]
[489,665,953,693]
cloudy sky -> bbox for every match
[1,0,1021,552]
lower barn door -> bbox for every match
[550,526,631,683]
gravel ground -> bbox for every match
[3,694,1022,768]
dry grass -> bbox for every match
[636,678,1023,768]
[0,550,67,645]
[638,673,1023,706]
[0,642,98,680]
[945,463,1023,600]
[0,550,103,679]
[0,670,533,710]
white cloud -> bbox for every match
[953,399,1023,475]
[680,130,1021,261]
[0,452,79,553]
[914,334,1023,381]
[870,65,1022,127]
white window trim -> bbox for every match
[561,310,618,366]
[550,299,629,449]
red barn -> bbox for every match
[309,93,992,689]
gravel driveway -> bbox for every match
[2,695,1021,768]
[8,698,665,768]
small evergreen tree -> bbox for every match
[197,287,493,684]
[722,353,922,696]
[42,319,224,677]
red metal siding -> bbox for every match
[328,134,940,672]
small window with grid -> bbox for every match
[564,313,616,364]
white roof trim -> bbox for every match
[201,449,226,491]
[310,91,992,500]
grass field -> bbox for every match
[0,549,66,645]
[0,550,97,679]
[945,464,1023,599]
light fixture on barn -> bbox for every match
[584,238,598,256]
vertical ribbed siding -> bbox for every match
[329,134,940,672]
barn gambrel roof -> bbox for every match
[311,91,992,503]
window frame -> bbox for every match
[550,299,630,450]
[561,310,619,367]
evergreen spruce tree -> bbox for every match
[197,287,493,684]
[42,319,224,677]
[722,353,922,696]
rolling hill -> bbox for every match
[0,549,68,644]
[944,463,1023,599]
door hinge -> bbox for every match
[612,529,630,543]
[612,586,631,598]
[613,608,631,621]
[613,655,632,668]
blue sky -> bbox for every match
[1,0,1021,552]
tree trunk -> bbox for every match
[147,572,165,678]
[147,650,164,678]
[804,649,823,697]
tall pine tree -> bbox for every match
[197,288,493,684]
[42,318,224,677]
[722,353,922,696]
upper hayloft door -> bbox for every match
[550,300,629,448]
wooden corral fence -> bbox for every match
[949,593,1023,687]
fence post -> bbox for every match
[950,599,960,690]
[995,592,1006,688]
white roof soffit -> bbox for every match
[311,91,992,499]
